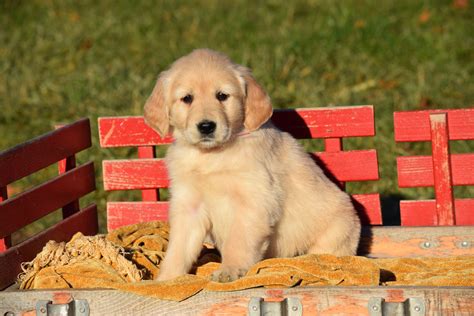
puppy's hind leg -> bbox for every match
[307,215,361,256]
[157,206,210,281]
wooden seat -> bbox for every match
[99,105,381,231]
[394,109,474,226]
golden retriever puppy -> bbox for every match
[144,49,361,282]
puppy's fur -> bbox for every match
[144,49,361,282]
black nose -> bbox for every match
[197,120,216,135]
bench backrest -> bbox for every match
[394,109,474,226]
[0,118,98,290]
[99,106,381,231]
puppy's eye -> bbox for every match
[216,92,229,102]
[181,94,193,104]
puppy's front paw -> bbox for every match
[210,266,247,283]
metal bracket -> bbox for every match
[368,297,425,316]
[36,299,89,316]
[249,297,302,316]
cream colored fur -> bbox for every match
[144,49,361,282]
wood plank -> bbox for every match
[324,138,342,152]
[58,156,81,218]
[107,194,380,230]
[103,150,378,191]
[429,113,455,225]
[394,108,474,142]
[1,286,473,315]
[0,162,96,238]
[400,199,474,226]
[0,204,98,290]
[102,159,169,191]
[352,194,382,225]
[360,225,474,258]
[137,146,160,201]
[107,202,169,231]
[98,106,375,147]
[272,106,375,139]
[314,150,379,182]
[0,118,91,187]
[0,187,10,251]
[98,116,173,147]
[397,154,474,187]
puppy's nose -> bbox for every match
[197,120,216,135]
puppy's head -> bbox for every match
[144,49,272,149]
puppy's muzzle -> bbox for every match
[197,120,216,136]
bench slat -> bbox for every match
[98,106,375,147]
[314,150,379,182]
[352,194,381,225]
[0,162,96,238]
[394,109,474,142]
[103,159,169,191]
[103,150,378,191]
[400,199,474,226]
[0,204,98,290]
[272,106,375,138]
[0,119,91,187]
[106,193,381,231]
[107,202,169,231]
[397,154,474,187]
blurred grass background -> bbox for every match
[0,0,472,239]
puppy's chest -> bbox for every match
[167,151,267,198]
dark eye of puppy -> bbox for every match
[216,92,229,102]
[181,94,193,104]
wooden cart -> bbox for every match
[1,106,473,315]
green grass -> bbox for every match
[0,0,472,237]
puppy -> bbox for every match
[144,49,361,282]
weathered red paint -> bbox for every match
[395,109,474,226]
[394,108,474,142]
[100,106,382,227]
[429,113,456,225]
[400,199,474,226]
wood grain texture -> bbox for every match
[0,162,96,238]
[107,202,169,231]
[314,149,379,182]
[360,225,474,258]
[0,118,91,187]
[106,194,382,229]
[272,106,375,139]
[397,154,474,187]
[1,286,473,315]
[429,113,455,225]
[98,106,375,147]
[0,204,98,290]
[400,199,474,226]
[394,108,474,142]
[103,150,378,191]
[102,159,169,191]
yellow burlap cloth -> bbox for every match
[18,221,474,301]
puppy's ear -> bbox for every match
[144,72,170,138]
[239,68,273,131]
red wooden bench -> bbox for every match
[1,106,473,314]
[98,105,381,231]
[395,109,474,226]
